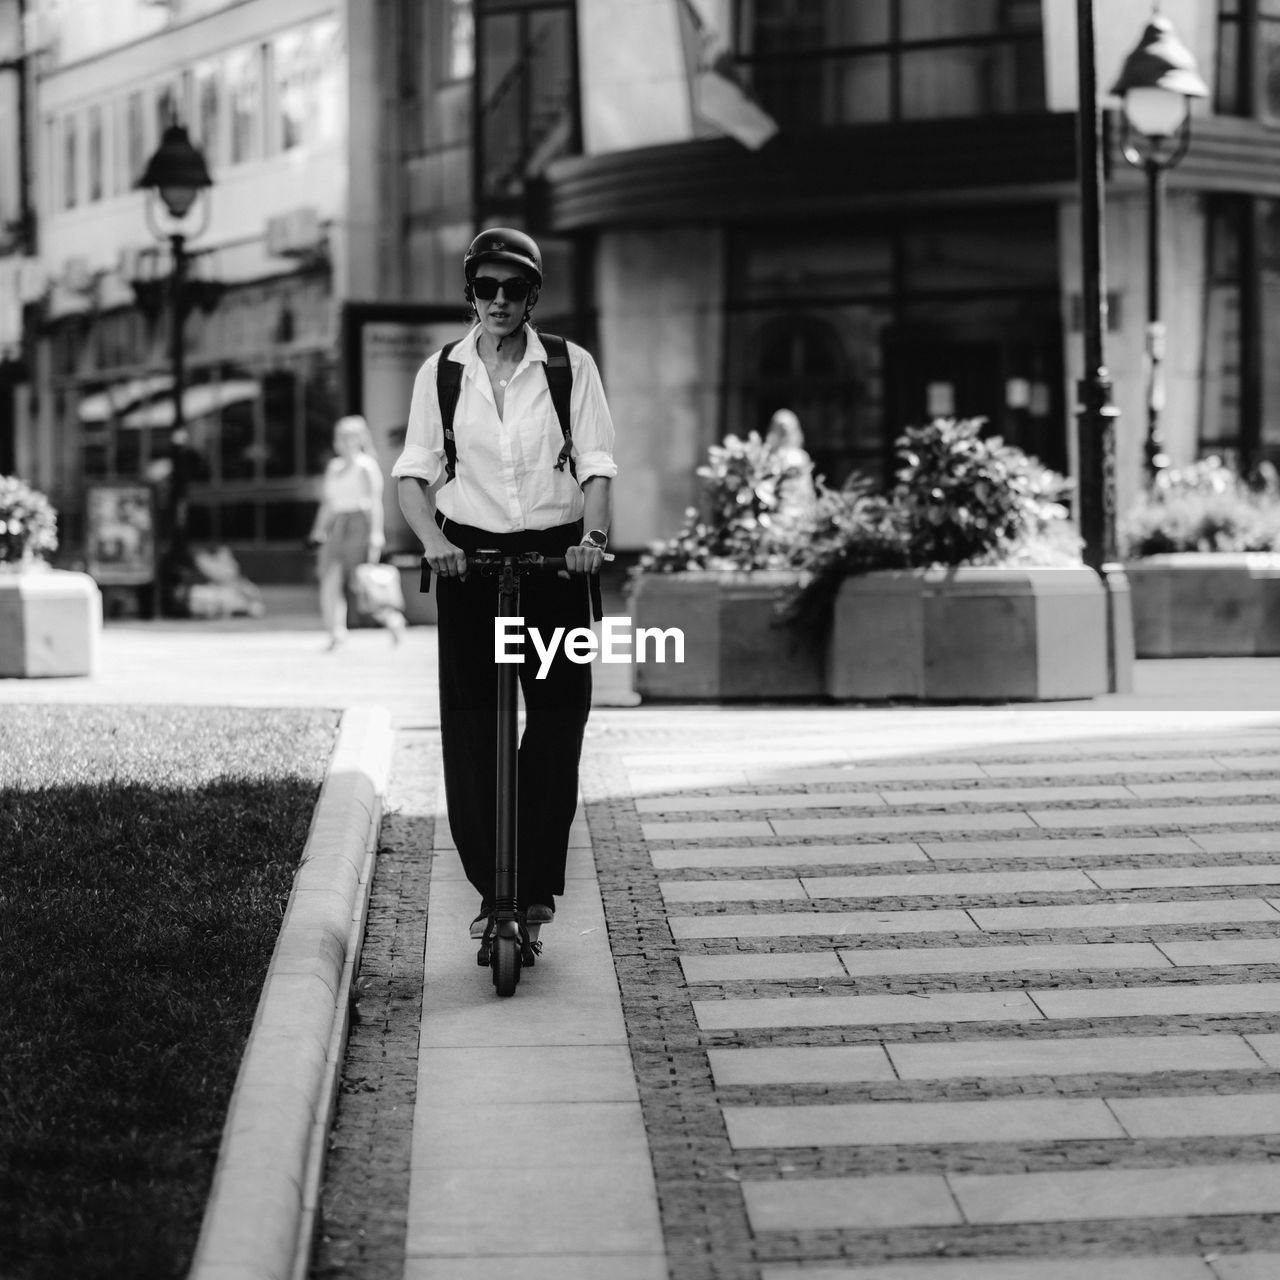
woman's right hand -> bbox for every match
[422,531,468,579]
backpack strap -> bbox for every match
[436,340,463,482]
[435,332,576,482]
[540,332,576,481]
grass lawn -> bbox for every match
[0,705,339,1280]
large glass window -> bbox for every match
[734,0,1044,129]
[271,29,310,153]
[125,91,146,188]
[475,0,577,218]
[192,60,223,165]
[726,210,1062,485]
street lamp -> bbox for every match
[136,122,213,610]
[1111,8,1208,481]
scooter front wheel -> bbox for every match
[492,934,521,996]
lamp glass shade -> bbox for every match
[158,184,199,219]
[1123,84,1189,139]
[137,123,213,220]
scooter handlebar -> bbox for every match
[419,549,613,592]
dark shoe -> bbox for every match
[525,902,555,925]
[469,900,494,939]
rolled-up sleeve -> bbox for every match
[390,352,445,485]
[568,346,619,484]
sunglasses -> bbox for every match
[471,276,534,302]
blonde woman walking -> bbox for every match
[309,415,405,649]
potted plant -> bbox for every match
[0,475,102,677]
[1121,457,1280,657]
[626,429,827,700]
[790,418,1112,702]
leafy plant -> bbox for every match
[630,431,818,575]
[781,419,1078,630]
[1121,455,1280,556]
[0,474,58,565]
[892,417,1074,567]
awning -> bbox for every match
[120,380,261,429]
[78,375,175,423]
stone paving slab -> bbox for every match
[758,1256,1220,1279]
[921,836,1203,860]
[1089,867,1280,890]
[948,1163,1280,1225]
[835,942,1172,977]
[1030,804,1280,830]
[670,909,980,939]
[723,1096,1124,1147]
[772,813,1038,837]
[707,1046,898,1087]
[651,843,930,869]
[1030,981,1280,1021]
[802,870,1097,898]
[681,952,848,983]
[967,899,1280,931]
[1107,1093,1280,1137]
[694,990,1043,1031]
[1160,940,1280,965]
[887,1034,1268,1080]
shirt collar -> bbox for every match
[453,323,547,372]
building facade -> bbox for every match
[3,0,1280,579]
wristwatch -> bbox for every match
[581,529,608,550]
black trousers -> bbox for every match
[434,517,592,907]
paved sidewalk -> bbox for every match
[7,612,1280,1278]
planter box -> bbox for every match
[0,568,103,677]
[1126,552,1280,657]
[828,566,1110,702]
[627,570,825,701]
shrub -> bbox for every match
[1121,456,1280,556]
[631,430,818,575]
[0,474,58,565]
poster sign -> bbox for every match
[85,484,156,586]
[342,304,467,553]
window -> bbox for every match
[192,59,223,165]
[734,0,1045,129]
[449,0,475,81]
[1264,0,1280,122]
[226,46,262,164]
[271,29,310,152]
[86,105,104,203]
[125,91,146,188]
[62,114,78,209]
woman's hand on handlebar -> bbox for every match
[423,531,468,579]
[563,542,606,576]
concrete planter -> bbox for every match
[0,566,103,677]
[828,565,1110,702]
[626,570,825,701]
[1126,552,1280,657]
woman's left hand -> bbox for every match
[564,542,605,575]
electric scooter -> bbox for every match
[425,548,609,998]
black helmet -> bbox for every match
[463,227,543,287]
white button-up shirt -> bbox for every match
[391,324,618,533]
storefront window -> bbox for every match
[125,92,146,189]
[304,358,341,475]
[263,369,299,477]
[735,0,1044,128]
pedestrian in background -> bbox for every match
[393,227,617,946]
[309,414,405,650]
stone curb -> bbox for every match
[187,705,395,1280]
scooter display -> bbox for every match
[427,548,609,997]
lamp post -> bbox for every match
[136,122,212,610]
[1111,7,1208,483]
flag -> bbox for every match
[675,0,779,151]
